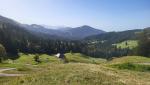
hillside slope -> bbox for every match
[1,53,150,85]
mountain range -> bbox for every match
[0,14,149,57]
[0,14,149,42]
[22,24,105,40]
[0,15,105,40]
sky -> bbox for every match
[0,0,150,31]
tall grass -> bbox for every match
[2,63,124,85]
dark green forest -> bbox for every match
[0,22,84,59]
[0,20,150,61]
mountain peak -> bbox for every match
[31,24,45,28]
[79,25,94,29]
[81,25,91,27]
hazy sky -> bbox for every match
[0,0,150,31]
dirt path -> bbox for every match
[0,68,23,77]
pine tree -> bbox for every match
[0,44,6,63]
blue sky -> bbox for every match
[0,0,150,31]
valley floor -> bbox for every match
[0,53,150,85]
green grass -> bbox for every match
[13,53,63,65]
[0,53,105,68]
[109,56,150,64]
[1,63,124,85]
[16,66,32,71]
[111,62,150,72]
[0,63,25,68]
[12,53,106,65]
[1,53,150,85]
[0,53,106,74]
[0,53,61,68]
[115,40,138,49]
[108,56,150,72]
[65,53,106,64]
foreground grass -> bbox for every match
[1,63,150,85]
[0,53,150,85]
[1,63,124,85]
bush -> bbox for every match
[34,54,41,64]
[17,66,31,71]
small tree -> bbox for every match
[34,54,41,63]
[125,41,128,46]
[0,44,6,63]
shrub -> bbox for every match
[34,54,41,64]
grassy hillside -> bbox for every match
[0,53,105,68]
[109,56,150,64]
[115,40,138,49]
[108,56,150,72]
[0,53,150,85]
[65,53,106,64]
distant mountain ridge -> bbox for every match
[66,25,105,39]
[1,14,149,42]
[0,14,150,58]
[0,15,105,40]
[23,24,105,40]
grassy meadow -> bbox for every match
[0,53,150,85]
[115,40,138,49]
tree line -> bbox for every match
[0,22,85,60]
[0,22,150,62]
[137,28,150,57]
